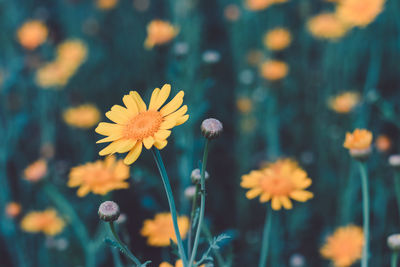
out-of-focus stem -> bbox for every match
[151,148,188,267]
[393,172,400,221]
[358,162,370,267]
[201,224,227,267]
[189,139,210,267]
[188,183,200,257]
[259,206,273,267]
[392,252,399,267]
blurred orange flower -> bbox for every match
[263,27,292,51]
[245,0,288,11]
[236,97,252,113]
[17,20,48,50]
[260,60,288,81]
[141,212,189,247]
[68,155,130,197]
[24,159,47,182]
[160,260,204,267]
[241,159,313,210]
[96,0,119,10]
[144,20,179,49]
[336,0,385,27]
[343,129,373,150]
[63,104,101,129]
[307,13,349,40]
[95,84,188,165]
[375,134,391,152]
[328,91,360,113]
[5,202,21,218]
[320,225,364,267]
[21,209,65,236]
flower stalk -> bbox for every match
[259,206,273,267]
[151,148,188,267]
[392,252,399,267]
[394,172,400,220]
[358,161,370,267]
[189,139,210,267]
[188,183,200,257]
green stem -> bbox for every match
[201,224,227,267]
[358,162,370,267]
[259,206,273,267]
[392,252,399,267]
[189,139,210,267]
[43,184,94,267]
[109,222,142,266]
[188,183,200,257]
[151,148,188,267]
[394,172,400,222]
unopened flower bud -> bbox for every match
[389,155,400,169]
[201,118,223,139]
[349,147,372,161]
[115,213,127,224]
[98,201,120,222]
[184,186,197,199]
[388,234,400,251]
[191,168,210,183]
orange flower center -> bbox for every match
[123,110,163,140]
[260,175,293,196]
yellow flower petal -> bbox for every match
[148,88,161,110]
[160,119,177,130]
[95,122,124,136]
[260,193,271,202]
[124,142,143,165]
[280,196,293,209]
[130,91,147,112]
[176,114,189,126]
[154,130,171,141]
[143,136,155,149]
[160,91,184,116]
[290,190,314,202]
[246,188,262,199]
[271,197,282,210]
[123,94,139,115]
[153,84,171,110]
[154,140,168,150]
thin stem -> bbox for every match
[151,148,188,267]
[392,252,399,267]
[358,161,370,267]
[109,222,142,266]
[201,224,227,267]
[188,183,200,257]
[189,139,210,267]
[393,172,400,222]
[259,206,273,267]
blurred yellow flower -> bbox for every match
[343,129,373,150]
[375,134,391,152]
[68,155,130,197]
[144,20,179,49]
[24,159,47,182]
[307,13,349,40]
[17,20,48,50]
[328,91,360,113]
[5,202,22,218]
[63,104,101,129]
[95,84,189,165]
[236,97,252,114]
[96,0,119,10]
[263,28,292,51]
[21,209,65,236]
[260,60,288,81]
[241,159,313,210]
[160,260,204,267]
[336,0,385,27]
[320,225,364,267]
[35,39,88,89]
[245,0,288,11]
[141,212,189,247]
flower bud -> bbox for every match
[201,118,223,139]
[349,147,372,161]
[98,201,120,222]
[191,168,210,183]
[388,234,400,251]
[184,186,197,199]
[389,155,400,169]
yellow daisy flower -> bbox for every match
[241,159,313,210]
[320,225,364,267]
[336,0,385,27]
[21,209,65,236]
[343,129,373,150]
[68,155,130,197]
[259,60,289,81]
[63,104,101,129]
[95,84,189,165]
[307,13,350,40]
[141,212,189,247]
